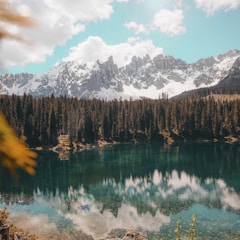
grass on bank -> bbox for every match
[160,214,197,240]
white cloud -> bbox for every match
[124,21,149,34]
[124,9,186,37]
[0,0,114,68]
[64,36,164,67]
[195,0,240,15]
[151,9,186,36]
[46,0,114,22]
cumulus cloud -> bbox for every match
[0,0,114,68]
[151,9,186,36]
[64,36,164,67]
[195,0,240,15]
[46,0,113,22]
[124,21,149,34]
[125,9,186,36]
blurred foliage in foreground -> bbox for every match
[0,0,37,175]
[0,112,37,175]
[0,0,34,41]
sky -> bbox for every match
[1,0,240,74]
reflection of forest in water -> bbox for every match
[0,142,239,216]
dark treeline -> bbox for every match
[0,94,239,147]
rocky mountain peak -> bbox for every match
[0,50,240,99]
[96,56,119,77]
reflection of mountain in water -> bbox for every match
[0,143,239,212]
[48,169,240,239]
[5,168,238,240]
[0,143,239,239]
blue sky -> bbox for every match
[1,0,240,74]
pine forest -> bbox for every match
[0,93,239,148]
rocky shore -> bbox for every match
[31,131,240,160]
[50,133,240,155]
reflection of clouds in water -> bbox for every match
[9,213,59,236]
[6,169,239,240]
[59,169,240,239]
[65,203,170,240]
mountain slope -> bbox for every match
[1,50,240,99]
[173,55,240,99]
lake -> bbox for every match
[0,142,240,239]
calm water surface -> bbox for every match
[0,142,240,239]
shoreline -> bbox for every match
[32,134,240,154]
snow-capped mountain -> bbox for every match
[1,49,240,99]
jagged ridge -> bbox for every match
[0,49,240,99]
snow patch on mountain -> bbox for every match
[0,49,240,99]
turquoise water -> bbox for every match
[0,142,239,239]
